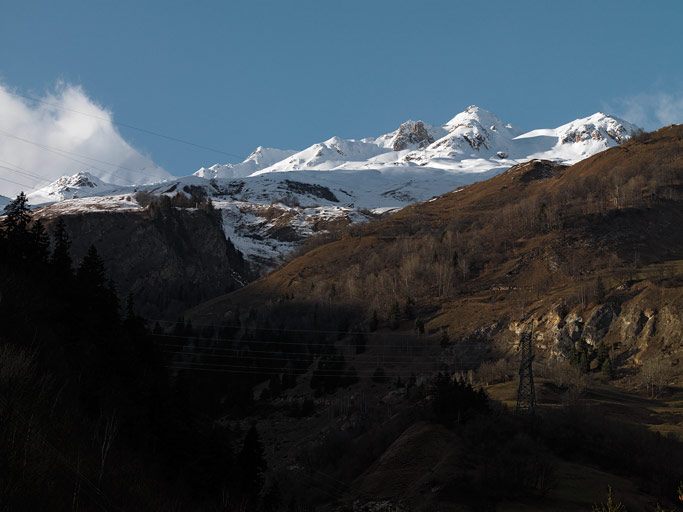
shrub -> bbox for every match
[476,359,516,385]
[371,367,388,383]
[431,373,488,424]
[637,357,674,398]
[310,353,346,394]
[592,486,626,512]
[288,399,315,418]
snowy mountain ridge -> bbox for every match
[27,171,124,204]
[248,106,638,175]
[194,147,297,179]
[26,106,641,269]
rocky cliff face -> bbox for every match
[391,121,435,151]
[37,205,251,320]
[510,279,683,371]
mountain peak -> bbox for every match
[27,171,117,205]
[444,105,515,135]
[244,146,296,166]
[556,112,641,145]
[194,147,297,179]
[390,120,435,151]
[53,171,106,189]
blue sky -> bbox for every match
[1,0,682,176]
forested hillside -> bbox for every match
[0,194,267,510]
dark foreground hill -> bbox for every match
[35,200,251,319]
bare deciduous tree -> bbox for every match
[96,411,118,485]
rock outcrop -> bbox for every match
[37,205,251,319]
[391,121,435,151]
[510,281,683,374]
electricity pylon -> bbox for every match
[516,330,536,415]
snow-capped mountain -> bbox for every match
[253,136,390,174]
[254,106,639,174]
[365,120,445,151]
[27,171,122,204]
[516,112,639,162]
[194,147,297,179]
[24,106,641,269]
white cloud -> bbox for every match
[607,91,683,131]
[0,82,171,198]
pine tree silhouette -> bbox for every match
[78,245,108,288]
[238,425,267,499]
[30,220,50,264]
[50,217,72,279]
[2,192,31,234]
[1,193,33,263]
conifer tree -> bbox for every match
[369,310,379,332]
[78,245,107,289]
[30,220,50,264]
[50,217,72,278]
[125,293,136,321]
[76,244,120,328]
[261,479,281,512]
[440,329,450,348]
[238,425,267,499]
[389,301,401,329]
[2,192,31,235]
[1,193,33,261]
[268,374,282,398]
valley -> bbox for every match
[3,115,683,512]
[3,4,682,511]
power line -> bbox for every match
[0,128,154,177]
[151,318,462,339]
[0,162,57,191]
[0,139,137,189]
[163,354,465,372]
[158,342,482,360]
[160,350,473,367]
[160,346,422,360]
[165,359,439,372]
[6,90,243,160]
[150,332,486,350]
[165,365,439,377]
[0,159,54,184]
[0,172,36,190]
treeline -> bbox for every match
[0,193,269,511]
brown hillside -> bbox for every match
[190,125,683,376]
